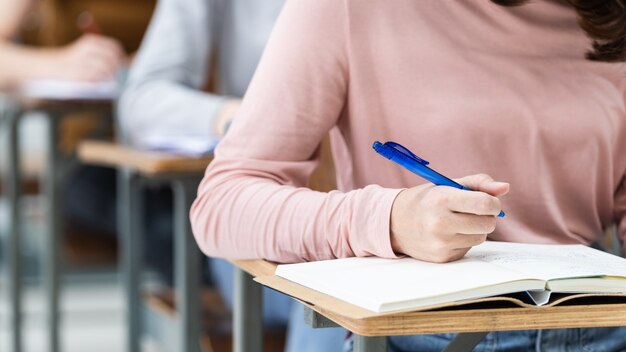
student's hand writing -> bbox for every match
[50,34,124,81]
[390,173,509,263]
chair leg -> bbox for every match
[119,169,143,352]
[3,102,23,352]
[172,179,202,352]
[234,268,263,352]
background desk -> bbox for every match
[78,141,211,352]
[1,97,112,352]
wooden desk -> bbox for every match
[78,140,211,352]
[77,141,212,175]
[1,97,112,352]
[231,259,626,352]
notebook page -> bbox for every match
[467,242,626,281]
[136,135,219,157]
[275,256,537,313]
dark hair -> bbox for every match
[492,0,626,62]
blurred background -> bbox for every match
[0,0,342,350]
[1,0,155,350]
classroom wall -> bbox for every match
[21,0,156,53]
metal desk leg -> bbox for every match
[303,306,340,328]
[172,179,201,352]
[442,332,489,352]
[353,335,387,352]
[119,170,143,352]
[234,268,263,352]
[4,105,22,352]
[43,114,61,352]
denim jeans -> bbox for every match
[285,303,348,352]
[210,258,347,351]
[345,328,626,351]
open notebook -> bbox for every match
[136,135,219,157]
[275,242,626,313]
[18,79,117,100]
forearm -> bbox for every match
[191,159,401,262]
[0,0,33,39]
[189,0,365,262]
[0,42,63,87]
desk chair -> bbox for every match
[78,141,209,352]
[78,134,338,352]
[1,97,112,352]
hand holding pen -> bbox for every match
[373,141,509,263]
[43,11,124,82]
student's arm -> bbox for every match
[0,0,124,88]
[191,0,507,264]
[0,0,52,86]
[118,0,237,145]
[0,0,32,39]
[191,0,400,263]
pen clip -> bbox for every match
[385,142,429,166]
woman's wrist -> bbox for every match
[1,44,68,82]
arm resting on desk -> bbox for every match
[190,0,402,263]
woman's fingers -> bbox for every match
[454,173,510,197]
[442,188,503,216]
[390,173,509,263]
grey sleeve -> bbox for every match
[118,0,226,145]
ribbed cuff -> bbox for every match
[353,185,404,259]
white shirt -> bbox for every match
[118,0,284,146]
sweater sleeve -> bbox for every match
[190,0,401,263]
[118,0,225,145]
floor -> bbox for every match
[0,197,160,352]
[0,273,128,352]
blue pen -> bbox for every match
[372,141,505,217]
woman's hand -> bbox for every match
[390,173,509,263]
[49,34,124,81]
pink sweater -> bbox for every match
[191,0,626,263]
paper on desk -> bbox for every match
[137,135,219,157]
[18,79,117,100]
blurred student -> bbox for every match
[0,0,123,89]
[1,0,125,256]
[0,0,123,237]
[118,0,346,350]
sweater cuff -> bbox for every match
[354,185,404,259]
